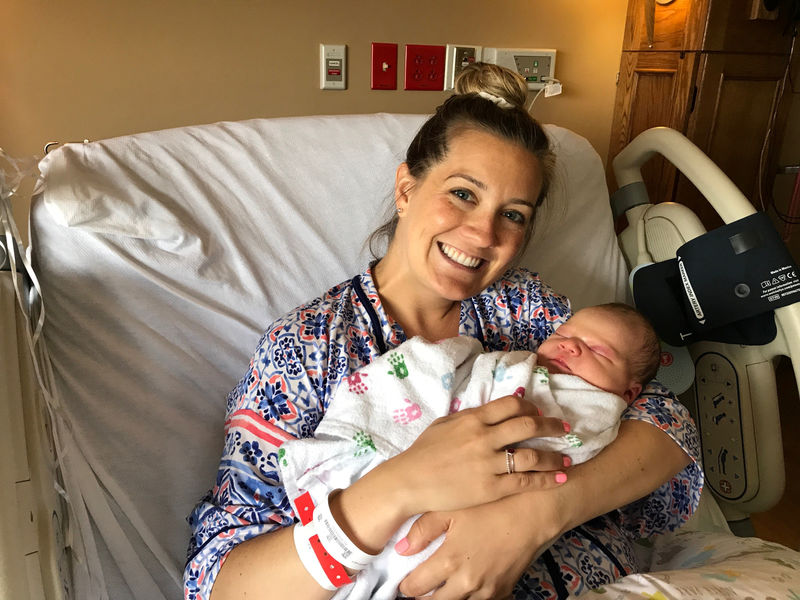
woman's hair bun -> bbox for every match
[454,62,528,109]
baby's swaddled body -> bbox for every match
[279,335,626,599]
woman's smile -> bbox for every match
[381,127,544,304]
[438,242,485,270]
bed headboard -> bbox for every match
[30,113,627,598]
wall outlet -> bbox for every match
[444,44,482,90]
[404,44,446,91]
[371,42,398,90]
[483,48,556,90]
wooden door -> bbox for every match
[607,50,700,204]
[676,52,793,228]
[622,0,709,51]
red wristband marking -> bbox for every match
[309,534,353,588]
[295,492,315,525]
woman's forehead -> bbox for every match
[432,131,542,187]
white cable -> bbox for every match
[527,87,545,112]
[527,77,562,112]
[758,30,795,214]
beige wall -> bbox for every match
[2,1,628,152]
[2,0,632,240]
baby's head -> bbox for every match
[536,303,661,404]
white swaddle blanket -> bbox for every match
[279,335,627,599]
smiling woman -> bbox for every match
[189,63,701,600]
[374,128,544,339]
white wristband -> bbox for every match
[292,521,337,591]
[314,492,378,571]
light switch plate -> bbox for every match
[371,42,398,90]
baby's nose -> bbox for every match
[560,338,582,354]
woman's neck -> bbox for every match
[372,257,461,342]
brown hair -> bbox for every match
[595,302,662,385]
[368,62,555,260]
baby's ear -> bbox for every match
[622,382,642,405]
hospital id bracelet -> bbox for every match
[292,491,354,590]
[314,491,379,571]
[293,521,352,590]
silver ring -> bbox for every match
[505,448,516,474]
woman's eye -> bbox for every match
[451,189,473,202]
[503,209,527,225]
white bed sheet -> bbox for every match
[31,113,629,598]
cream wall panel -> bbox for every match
[2,0,629,237]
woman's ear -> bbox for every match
[395,163,415,213]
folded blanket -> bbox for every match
[279,335,627,599]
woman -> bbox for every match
[185,64,702,600]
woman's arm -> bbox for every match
[207,395,569,600]
[210,464,412,600]
[398,418,694,598]
[554,418,691,531]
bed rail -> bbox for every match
[0,271,68,599]
[1,154,69,598]
[613,126,798,519]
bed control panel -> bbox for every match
[695,352,749,501]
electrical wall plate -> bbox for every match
[371,42,398,90]
[320,44,346,90]
[404,44,446,91]
[444,44,482,90]
[483,48,556,90]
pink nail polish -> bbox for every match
[562,420,571,433]
[555,472,568,484]
[395,537,410,553]
[562,456,572,468]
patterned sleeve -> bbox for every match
[478,268,572,352]
[183,308,330,600]
[616,380,704,537]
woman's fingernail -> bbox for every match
[562,420,571,433]
[562,456,572,468]
[555,472,568,484]
[395,537,410,553]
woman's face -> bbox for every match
[393,128,543,302]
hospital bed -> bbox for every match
[1,113,799,599]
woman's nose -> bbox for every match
[464,213,498,247]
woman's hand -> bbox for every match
[386,394,569,517]
[396,491,563,600]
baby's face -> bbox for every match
[537,307,639,402]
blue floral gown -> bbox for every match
[184,267,703,599]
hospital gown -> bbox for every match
[184,267,703,600]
